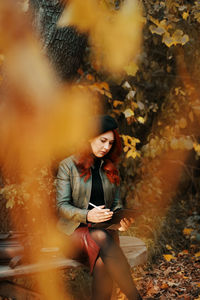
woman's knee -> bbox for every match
[89,229,111,248]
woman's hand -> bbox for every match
[118,217,134,231]
[87,205,113,223]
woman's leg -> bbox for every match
[92,257,113,300]
[89,229,142,300]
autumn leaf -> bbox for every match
[178,250,189,256]
[149,24,165,35]
[162,30,189,47]
[86,74,95,81]
[113,100,123,108]
[193,143,200,155]
[163,254,176,262]
[166,244,172,250]
[182,11,189,20]
[162,32,174,48]
[137,116,145,124]
[160,283,169,290]
[195,251,200,257]
[100,81,110,91]
[77,68,84,75]
[124,61,139,76]
[183,228,193,235]
[123,108,134,118]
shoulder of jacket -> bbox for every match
[59,155,76,169]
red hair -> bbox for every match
[74,129,122,185]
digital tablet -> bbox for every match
[91,208,140,230]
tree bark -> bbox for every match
[29,0,87,80]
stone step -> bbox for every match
[0,236,147,279]
[119,235,147,267]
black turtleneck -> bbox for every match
[88,158,105,209]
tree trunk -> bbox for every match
[29,0,87,80]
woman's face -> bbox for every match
[90,130,114,158]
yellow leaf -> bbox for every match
[195,251,200,257]
[124,61,138,76]
[126,150,136,158]
[163,254,176,262]
[123,108,134,118]
[183,228,193,235]
[166,244,172,250]
[149,24,165,35]
[137,116,145,124]
[162,30,189,47]
[6,198,15,209]
[124,146,129,152]
[182,12,189,20]
[162,32,174,47]
[193,143,200,153]
[172,30,189,45]
[126,149,140,159]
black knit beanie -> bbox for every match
[97,115,118,134]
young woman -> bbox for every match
[56,115,142,300]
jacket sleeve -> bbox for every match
[110,185,123,211]
[56,161,89,224]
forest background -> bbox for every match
[0,0,200,299]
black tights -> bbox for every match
[89,229,142,300]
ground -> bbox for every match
[116,206,200,300]
[130,244,200,299]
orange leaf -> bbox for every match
[77,68,84,75]
[86,74,95,81]
[183,228,193,235]
[113,100,123,108]
[100,81,110,91]
[163,254,176,262]
[160,283,169,290]
[178,250,189,256]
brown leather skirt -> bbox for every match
[69,226,119,273]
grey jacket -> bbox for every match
[56,155,123,235]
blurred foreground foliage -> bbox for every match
[0,0,200,262]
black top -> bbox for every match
[88,158,105,209]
